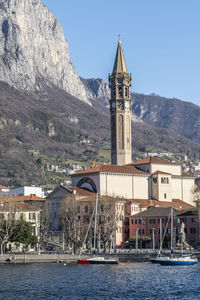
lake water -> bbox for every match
[0,262,200,299]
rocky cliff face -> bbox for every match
[0,0,90,104]
[82,78,110,106]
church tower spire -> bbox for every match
[109,37,132,165]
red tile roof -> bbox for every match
[71,164,148,176]
[181,172,195,178]
[0,185,10,190]
[128,198,193,208]
[0,195,45,202]
[128,157,180,166]
[0,202,39,211]
[68,186,96,196]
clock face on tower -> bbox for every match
[125,101,129,109]
[112,102,116,108]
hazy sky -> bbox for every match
[42,0,200,106]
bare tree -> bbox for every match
[37,202,50,253]
[97,197,124,253]
[0,202,18,254]
[59,195,92,254]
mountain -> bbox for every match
[84,79,200,144]
[131,94,200,143]
[0,0,90,104]
[1,81,200,187]
[0,0,200,187]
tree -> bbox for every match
[59,195,91,254]
[10,220,37,249]
[97,197,124,252]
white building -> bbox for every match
[71,157,195,207]
[0,185,10,195]
[8,186,44,198]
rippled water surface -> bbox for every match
[0,262,200,299]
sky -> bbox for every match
[42,0,200,106]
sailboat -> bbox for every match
[77,194,119,265]
[151,208,198,266]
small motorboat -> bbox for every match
[77,256,119,265]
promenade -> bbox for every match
[1,249,199,264]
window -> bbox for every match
[140,229,144,235]
[99,215,105,224]
[101,205,104,212]
[152,177,157,184]
[85,206,88,213]
[20,213,24,220]
[190,228,196,234]
[132,219,137,224]
[29,213,35,220]
[77,206,80,213]
[84,215,89,224]
[150,219,155,224]
[191,218,194,223]
[164,193,167,199]
[161,177,169,184]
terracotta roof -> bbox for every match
[0,185,10,190]
[128,157,180,166]
[181,172,195,178]
[0,195,45,202]
[131,204,194,219]
[0,202,39,211]
[128,198,193,208]
[68,186,96,197]
[71,164,148,176]
[131,207,173,218]
[152,170,172,175]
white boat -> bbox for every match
[77,256,119,265]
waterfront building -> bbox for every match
[46,185,125,247]
[0,200,40,251]
[129,206,199,248]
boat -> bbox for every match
[151,253,198,265]
[77,256,119,265]
[151,208,198,266]
[77,194,119,265]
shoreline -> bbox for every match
[1,250,199,264]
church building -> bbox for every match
[71,38,195,207]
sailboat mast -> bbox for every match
[93,193,99,251]
[171,207,173,251]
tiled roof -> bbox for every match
[152,170,172,175]
[181,172,195,178]
[131,202,194,219]
[0,202,39,211]
[71,164,148,176]
[128,198,193,209]
[0,195,45,202]
[0,185,10,190]
[131,207,172,218]
[128,157,180,166]
[68,186,95,196]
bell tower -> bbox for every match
[109,37,132,165]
